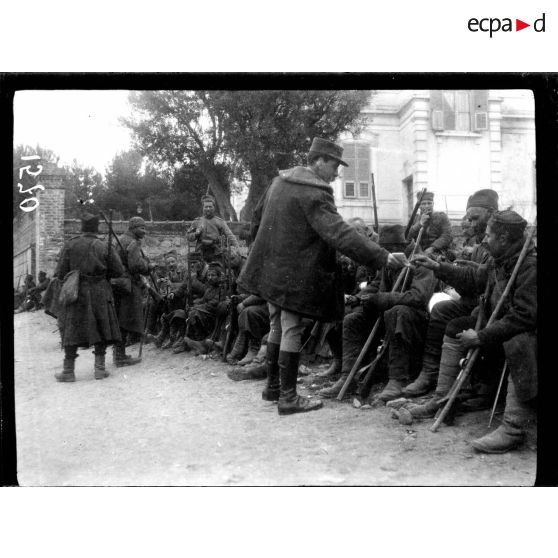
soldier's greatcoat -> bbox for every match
[114,231,150,334]
[409,211,452,253]
[436,237,537,400]
[187,216,238,262]
[238,166,389,322]
[55,233,124,348]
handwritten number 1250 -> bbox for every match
[18,155,44,212]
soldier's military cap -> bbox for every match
[81,211,99,232]
[129,216,146,229]
[467,189,499,211]
[379,224,406,247]
[201,194,216,205]
[417,191,434,201]
[207,261,223,273]
[490,209,527,231]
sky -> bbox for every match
[13,90,134,174]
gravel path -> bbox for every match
[13,312,536,485]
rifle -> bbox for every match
[371,173,379,233]
[221,236,238,361]
[337,226,425,401]
[405,187,427,240]
[430,220,537,432]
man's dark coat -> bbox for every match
[55,233,124,348]
[238,166,389,322]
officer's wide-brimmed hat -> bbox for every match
[417,191,434,201]
[467,189,499,211]
[379,224,406,247]
[308,137,348,167]
[129,216,146,229]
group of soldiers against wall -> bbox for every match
[39,137,537,456]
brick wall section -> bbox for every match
[13,210,37,285]
[61,220,252,269]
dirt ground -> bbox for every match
[13,311,537,486]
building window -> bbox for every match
[430,90,489,132]
[342,141,371,199]
[345,181,356,197]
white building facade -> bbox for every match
[333,90,536,225]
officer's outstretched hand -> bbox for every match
[412,254,440,270]
[386,252,408,269]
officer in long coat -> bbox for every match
[238,137,405,415]
[54,212,125,382]
[411,210,537,454]
[113,216,155,366]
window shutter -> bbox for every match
[472,90,489,131]
[430,90,445,131]
[356,143,370,198]
[342,142,356,186]
[345,182,355,197]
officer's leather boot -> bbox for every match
[262,342,281,401]
[237,335,260,366]
[403,352,439,397]
[113,343,141,367]
[226,330,248,363]
[55,357,76,382]
[277,351,323,415]
[408,335,462,419]
[471,381,530,453]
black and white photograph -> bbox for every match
[9,83,545,486]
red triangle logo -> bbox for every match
[516,19,530,31]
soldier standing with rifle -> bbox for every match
[238,137,406,416]
[112,216,157,367]
[54,212,125,382]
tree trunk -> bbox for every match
[240,168,272,222]
[203,166,238,222]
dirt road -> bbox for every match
[13,311,536,485]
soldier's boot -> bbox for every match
[403,352,440,398]
[378,337,409,402]
[277,351,323,415]
[226,330,248,363]
[471,382,530,454]
[317,359,342,379]
[317,371,353,399]
[237,335,260,366]
[318,325,343,379]
[227,361,268,381]
[55,356,77,383]
[94,345,109,380]
[154,322,170,348]
[407,335,463,420]
[113,343,141,367]
[183,336,209,355]
[262,342,281,401]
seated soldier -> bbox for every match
[408,190,452,258]
[27,270,50,310]
[175,261,224,355]
[408,210,536,454]
[225,293,270,365]
[146,252,186,341]
[404,188,499,398]
[159,254,208,349]
[319,225,434,399]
